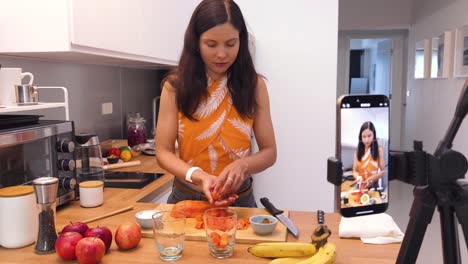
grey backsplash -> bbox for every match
[0,55,169,141]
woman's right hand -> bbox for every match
[192,170,237,205]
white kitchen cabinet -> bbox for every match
[0,0,196,68]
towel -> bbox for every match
[338,213,404,244]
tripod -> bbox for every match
[396,81,468,264]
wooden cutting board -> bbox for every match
[141,204,289,244]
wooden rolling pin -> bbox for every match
[102,160,141,170]
[57,205,134,233]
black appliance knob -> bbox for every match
[58,159,76,171]
[57,139,75,153]
[61,177,77,190]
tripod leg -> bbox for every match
[397,186,436,264]
[454,180,468,252]
[438,204,461,263]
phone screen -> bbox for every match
[338,95,389,217]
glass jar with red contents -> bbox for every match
[127,113,147,147]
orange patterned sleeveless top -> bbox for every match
[178,76,253,176]
[357,148,379,181]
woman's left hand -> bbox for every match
[213,159,249,200]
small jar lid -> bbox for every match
[79,181,104,188]
[0,186,34,198]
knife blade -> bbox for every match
[260,197,299,237]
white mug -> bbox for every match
[0,68,34,106]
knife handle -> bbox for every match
[317,210,325,225]
[260,197,283,216]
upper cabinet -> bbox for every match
[0,0,197,68]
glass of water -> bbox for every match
[152,210,186,261]
[203,207,237,258]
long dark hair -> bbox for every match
[164,0,257,121]
[357,121,379,161]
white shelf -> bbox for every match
[0,102,66,113]
[0,86,70,120]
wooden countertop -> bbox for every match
[0,139,400,263]
[0,184,400,263]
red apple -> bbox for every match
[115,222,142,250]
[62,221,89,236]
[85,226,113,252]
[55,231,83,260]
[75,237,106,264]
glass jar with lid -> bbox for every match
[127,112,147,147]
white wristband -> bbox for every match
[185,166,201,183]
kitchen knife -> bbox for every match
[311,210,332,248]
[260,197,299,237]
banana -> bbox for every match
[248,242,317,258]
[296,242,336,264]
[269,256,311,264]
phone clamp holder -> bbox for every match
[327,157,343,187]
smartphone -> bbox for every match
[337,94,390,217]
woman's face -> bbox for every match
[361,128,374,148]
[199,22,240,80]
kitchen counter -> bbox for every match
[0,184,400,263]
[0,139,400,263]
[102,139,167,174]
[101,139,174,202]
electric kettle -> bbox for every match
[74,133,105,185]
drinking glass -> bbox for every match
[152,211,186,261]
[203,207,237,258]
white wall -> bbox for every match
[236,0,338,212]
[339,0,412,30]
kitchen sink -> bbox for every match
[104,171,163,189]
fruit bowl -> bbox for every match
[107,157,120,164]
[249,215,278,236]
[135,210,160,229]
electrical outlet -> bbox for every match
[102,102,113,115]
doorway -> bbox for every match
[348,38,393,96]
[337,31,407,150]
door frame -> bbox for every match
[337,29,408,150]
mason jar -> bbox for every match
[127,113,147,147]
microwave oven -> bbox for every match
[0,120,77,206]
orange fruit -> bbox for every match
[120,150,132,162]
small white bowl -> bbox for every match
[249,215,278,236]
[135,210,160,229]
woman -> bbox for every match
[155,0,277,207]
[352,121,385,189]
